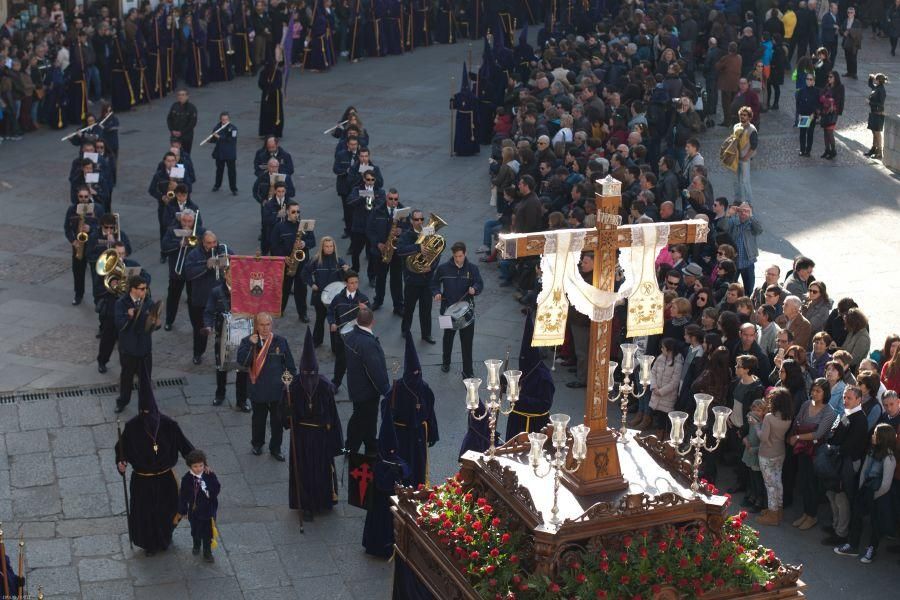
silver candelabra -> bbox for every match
[607,343,654,436]
[667,393,732,496]
[464,359,521,460]
[528,414,590,528]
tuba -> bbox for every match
[96,249,129,295]
[284,221,306,276]
[405,213,447,273]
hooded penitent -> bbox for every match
[505,310,555,440]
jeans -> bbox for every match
[87,65,102,101]
[759,455,785,511]
[737,264,755,296]
[847,487,892,550]
[733,160,752,203]
[498,258,514,282]
[482,219,501,247]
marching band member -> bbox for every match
[161,209,205,330]
[253,157,296,204]
[397,209,440,344]
[333,122,367,156]
[114,274,161,413]
[270,201,316,322]
[70,158,111,211]
[167,139,197,187]
[260,181,291,255]
[432,242,483,378]
[332,134,360,238]
[97,242,151,375]
[365,188,407,314]
[148,151,191,262]
[210,111,239,195]
[346,168,385,278]
[65,186,105,305]
[162,184,202,230]
[253,136,295,179]
[236,313,296,460]
[203,273,249,410]
[302,236,349,348]
[344,307,389,455]
[184,232,233,365]
[87,214,132,307]
[94,138,117,203]
[327,270,371,391]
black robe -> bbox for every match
[504,363,554,441]
[115,415,194,553]
[283,374,344,513]
[258,64,284,137]
[451,87,479,156]
[362,457,408,557]
[386,377,438,487]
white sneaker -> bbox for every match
[859,546,875,563]
[834,543,856,557]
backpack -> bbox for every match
[719,132,739,172]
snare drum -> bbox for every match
[445,300,475,330]
[320,281,346,306]
[218,312,254,372]
[340,321,356,337]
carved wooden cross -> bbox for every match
[498,176,708,495]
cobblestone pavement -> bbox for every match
[0,33,897,599]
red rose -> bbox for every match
[751,583,760,592]
[639,574,649,585]
[472,521,483,531]
[428,492,436,500]
[549,583,560,593]
[694,555,703,566]
[703,573,712,583]
[619,575,630,585]
[600,560,609,573]
[651,585,661,595]
[486,565,496,575]
[658,541,668,552]
[736,545,745,554]
[509,554,519,564]
[716,579,725,587]
[464,513,473,523]
[623,535,633,548]
[674,539,684,550]
[477,497,487,507]
[483,505,493,514]
[464,535,473,543]
[600,550,608,559]
[724,555,734,566]
[765,582,776,591]
[501,533,511,544]
[576,573,586,583]
[679,558,689,569]
[470,551,479,559]
[482,533,490,542]
[492,517,501,527]
[512,575,521,585]
[619,552,628,564]
[488,578,497,587]
[639,547,648,559]
[695,533,705,544]
[464,493,473,502]
[490,548,499,558]
[596,592,607,599]
[656,567,666,578]
[570,561,581,571]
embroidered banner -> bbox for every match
[230,255,285,317]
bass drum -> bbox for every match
[445,300,475,330]
[218,313,254,372]
[320,281,346,306]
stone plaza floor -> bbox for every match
[0,33,898,599]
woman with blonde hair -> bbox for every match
[302,236,349,348]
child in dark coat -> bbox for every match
[175,449,221,562]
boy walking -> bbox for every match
[175,449,221,562]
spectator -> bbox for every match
[789,378,836,530]
[841,308,872,371]
[757,305,782,359]
[783,295,813,351]
[756,387,794,526]
[644,338,684,431]
[784,256,816,298]
[802,281,832,334]
[880,344,900,393]
[742,398,768,513]
[809,332,834,378]
[717,201,762,294]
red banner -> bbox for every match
[230,256,285,317]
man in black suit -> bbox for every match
[236,312,296,460]
[343,307,389,455]
[114,275,161,412]
[366,188,407,313]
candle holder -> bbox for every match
[528,414,590,527]
[607,344,653,437]
[667,394,732,497]
[464,359,521,461]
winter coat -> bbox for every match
[649,353,685,413]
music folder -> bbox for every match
[392,207,411,220]
[174,228,191,237]
[126,267,142,277]
[275,174,286,183]
[76,203,93,216]
[82,151,99,164]
[300,219,316,232]
[170,164,186,179]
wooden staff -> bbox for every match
[0,524,9,598]
[116,420,133,550]
[450,73,455,157]
[282,371,305,533]
[300,0,321,72]
[17,535,24,600]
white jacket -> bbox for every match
[649,353,684,414]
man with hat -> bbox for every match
[506,312,555,440]
[115,366,195,556]
[681,262,704,297]
[283,328,344,521]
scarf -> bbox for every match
[249,334,273,384]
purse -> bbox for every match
[791,422,818,456]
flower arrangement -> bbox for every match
[413,476,786,600]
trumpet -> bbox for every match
[212,242,229,280]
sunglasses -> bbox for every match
[412,217,424,221]
[809,289,820,294]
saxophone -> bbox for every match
[284,221,306,277]
[74,213,89,260]
[405,213,447,273]
[381,219,399,264]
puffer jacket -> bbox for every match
[802,297,833,334]
[649,353,685,413]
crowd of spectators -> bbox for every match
[467,0,900,566]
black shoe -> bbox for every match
[251,446,263,455]
[204,551,214,563]
[270,451,285,462]
[164,323,172,331]
[211,186,220,192]
[371,302,382,311]
[422,336,436,344]
[240,401,251,413]
[192,355,202,365]
[566,381,587,388]
[72,296,82,306]
[96,330,102,339]
[231,190,238,196]
[863,147,875,157]
[441,364,450,373]
[192,544,200,556]
[213,396,225,406]
[98,363,108,374]
[771,103,779,110]
[144,550,156,557]
[299,314,310,323]
[159,255,167,264]
[820,151,830,158]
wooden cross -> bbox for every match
[498,176,708,496]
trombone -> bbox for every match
[174,209,200,276]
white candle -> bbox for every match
[712,406,732,439]
[607,361,618,390]
[669,411,688,445]
[528,432,547,466]
[693,394,713,427]
[484,359,503,389]
[550,413,570,447]
[463,378,481,411]
[504,369,522,401]
[639,354,653,385]
[620,343,638,372]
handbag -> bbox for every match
[813,443,843,491]
[791,422,817,456]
